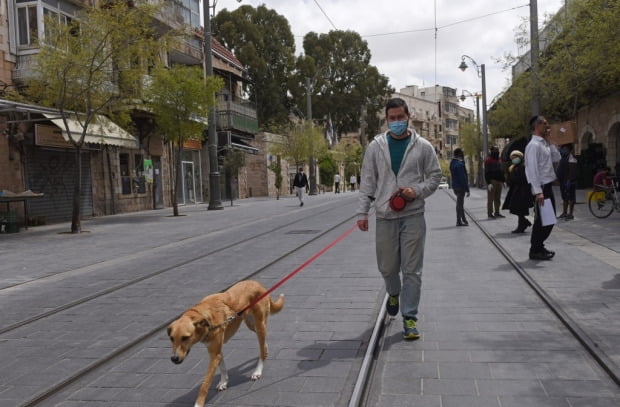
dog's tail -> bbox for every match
[269,294,285,315]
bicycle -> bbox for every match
[588,179,620,218]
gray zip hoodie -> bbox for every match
[357,129,442,220]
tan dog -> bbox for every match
[167,280,284,407]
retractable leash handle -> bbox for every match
[387,188,414,212]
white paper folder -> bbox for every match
[539,198,557,226]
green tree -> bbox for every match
[269,123,308,169]
[212,5,296,129]
[538,0,620,119]
[269,121,327,185]
[488,73,534,141]
[459,120,482,186]
[291,30,393,142]
[318,154,338,191]
[268,157,283,199]
[344,144,363,179]
[145,65,223,216]
[27,1,163,233]
[223,149,246,206]
[492,0,620,133]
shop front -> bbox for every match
[178,139,203,205]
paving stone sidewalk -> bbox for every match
[1,190,618,406]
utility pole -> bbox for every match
[530,0,541,116]
[204,0,223,210]
[459,55,488,187]
[480,63,488,170]
[306,77,317,195]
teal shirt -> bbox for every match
[387,133,411,176]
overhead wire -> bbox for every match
[312,0,338,30]
[295,4,529,41]
[360,3,528,38]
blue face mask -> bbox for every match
[512,157,521,165]
[388,121,408,136]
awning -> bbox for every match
[42,113,138,149]
[231,140,258,154]
[217,131,258,154]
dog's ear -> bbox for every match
[194,319,209,329]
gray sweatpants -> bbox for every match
[375,213,426,320]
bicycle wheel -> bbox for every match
[589,190,614,218]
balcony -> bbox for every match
[216,98,258,135]
[13,54,37,83]
[153,1,203,66]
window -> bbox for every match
[446,135,458,145]
[17,5,37,46]
[119,153,147,195]
[119,153,132,195]
[444,102,458,114]
[443,87,456,97]
[446,118,458,129]
[134,154,146,193]
[16,0,77,49]
[180,0,200,28]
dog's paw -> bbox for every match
[216,381,228,391]
[250,372,262,381]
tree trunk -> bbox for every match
[172,141,182,216]
[71,147,82,233]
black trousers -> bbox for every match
[454,188,466,223]
[516,215,529,231]
[530,183,555,253]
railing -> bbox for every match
[13,54,38,81]
[216,99,258,134]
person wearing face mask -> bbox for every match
[484,146,506,219]
[502,150,533,233]
[356,97,442,340]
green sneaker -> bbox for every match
[386,295,399,316]
[403,318,420,340]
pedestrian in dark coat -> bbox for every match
[485,146,506,218]
[293,168,309,206]
[502,150,533,233]
[449,148,470,226]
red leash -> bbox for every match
[237,221,359,316]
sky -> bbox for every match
[212,0,566,113]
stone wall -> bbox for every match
[577,92,620,164]
[90,148,153,216]
[0,132,24,194]
[244,135,268,198]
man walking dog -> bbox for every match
[356,97,441,340]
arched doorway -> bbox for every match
[580,131,594,154]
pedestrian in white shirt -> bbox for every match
[350,174,357,191]
[524,115,556,261]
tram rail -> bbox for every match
[348,197,620,407]
[9,200,360,407]
[2,191,619,407]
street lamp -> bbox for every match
[459,55,488,184]
[204,0,223,210]
[459,89,483,187]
